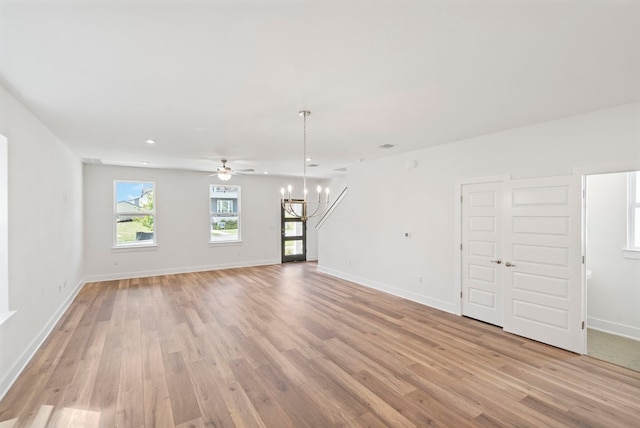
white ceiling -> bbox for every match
[1,0,639,178]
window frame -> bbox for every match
[0,134,14,325]
[210,185,241,244]
[113,180,156,248]
[627,172,640,253]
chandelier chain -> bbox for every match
[302,110,309,197]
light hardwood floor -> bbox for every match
[1,262,640,427]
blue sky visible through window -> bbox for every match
[116,182,153,203]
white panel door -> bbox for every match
[503,175,584,353]
[461,182,503,326]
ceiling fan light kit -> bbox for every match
[211,159,254,181]
[216,159,233,181]
[280,110,330,222]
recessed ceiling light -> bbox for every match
[145,139,155,145]
[141,161,150,165]
[263,171,269,174]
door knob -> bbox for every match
[505,262,516,267]
[490,259,502,264]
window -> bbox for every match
[210,185,240,242]
[114,181,155,247]
[627,171,640,253]
[0,134,12,324]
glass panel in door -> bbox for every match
[281,201,306,263]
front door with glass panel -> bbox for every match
[282,201,306,262]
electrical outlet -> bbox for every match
[58,285,62,293]
[63,280,67,288]
[417,276,423,284]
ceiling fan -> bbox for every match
[210,159,254,181]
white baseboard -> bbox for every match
[83,258,281,283]
[0,278,86,401]
[588,316,640,341]
[317,265,457,315]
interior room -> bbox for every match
[585,171,640,371]
[1,1,640,426]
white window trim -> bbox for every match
[210,185,241,244]
[113,180,156,249]
[624,171,640,259]
[0,134,15,325]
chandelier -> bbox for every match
[280,110,330,221]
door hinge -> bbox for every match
[582,255,585,264]
[460,243,463,251]
[460,195,463,203]
[581,321,585,330]
[460,291,463,298]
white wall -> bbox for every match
[0,85,84,398]
[318,102,640,314]
[586,172,640,339]
[84,165,322,280]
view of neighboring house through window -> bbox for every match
[628,171,640,251]
[114,181,155,247]
[210,185,240,242]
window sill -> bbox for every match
[622,248,640,259]
[112,244,158,252]
[0,310,16,326]
[209,240,243,247]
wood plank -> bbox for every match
[161,352,201,425]
[115,319,144,427]
[88,330,124,428]
[184,359,234,427]
[228,358,296,427]
[141,331,174,428]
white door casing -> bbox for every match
[461,182,503,326]
[502,175,584,354]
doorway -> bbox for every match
[281,201,306,263]
[585,171,640,371]
[459,175,584,354]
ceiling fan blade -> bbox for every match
[235,168,255,173]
